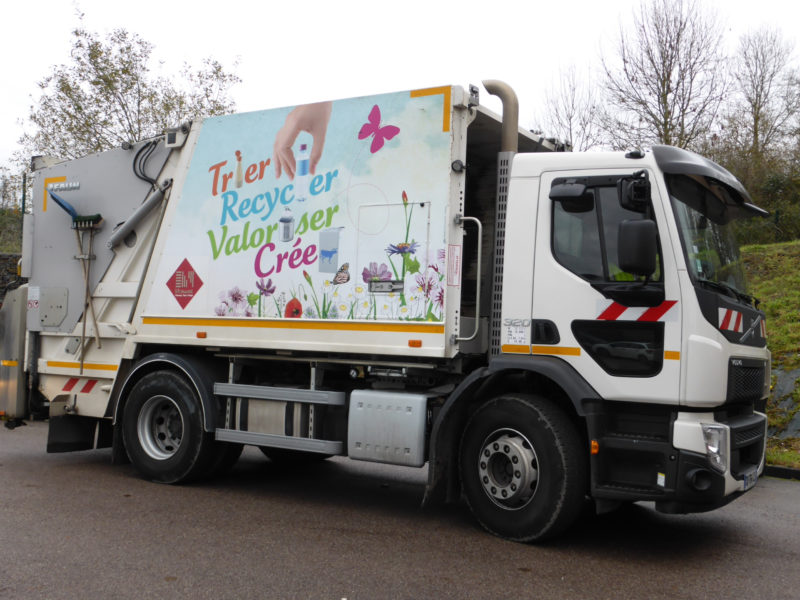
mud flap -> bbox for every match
[47,415,113,453]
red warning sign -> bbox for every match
[167,258,203,309]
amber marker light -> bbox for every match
[196,332,208,339]
[408,340,422,348]
[591,440,600,455]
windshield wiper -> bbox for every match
[696,277,757,307]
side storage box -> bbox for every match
[347,390,427,467]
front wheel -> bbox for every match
[459,394,587,542]
[122,370,215,483]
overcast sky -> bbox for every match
[1,0,797,166]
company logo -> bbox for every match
[167,258,203,309]
[740,314,765,343]
[47,181,80,192]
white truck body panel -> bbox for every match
[136,87,468,359]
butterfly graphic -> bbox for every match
[358,105,400,153]
[332,263,350,285]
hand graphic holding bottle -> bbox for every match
[273,101,333,180]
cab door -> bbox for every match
[528,170,682,405]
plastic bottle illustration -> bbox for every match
[235,150,243,188]
[279,208,295,242]
[294,143,310,202]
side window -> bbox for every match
[552,182,662,283]
[553,198,603,279]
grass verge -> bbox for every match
[742,240,800,469]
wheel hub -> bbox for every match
[477,431,538,509]
[137,395,183,460]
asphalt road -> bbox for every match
[1,421,799,600]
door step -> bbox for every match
[214,429,343,454]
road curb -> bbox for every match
[765,465,800,480]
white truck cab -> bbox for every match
[494,146,769,515]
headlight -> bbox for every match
[701,424,728,473]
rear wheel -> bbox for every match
[122,370,215,483]
[459,394,587,542]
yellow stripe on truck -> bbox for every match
[46,361,119,371]
[142,316,445,335]
[501,345,531,354]
[410,86,452,132]
[501,345,583,356]
[42,176,66,212]
[531,345,582,357]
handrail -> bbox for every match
[454,215,482,343]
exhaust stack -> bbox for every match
[482,79,519,153]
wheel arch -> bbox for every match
[111,352,223,433]
[423,355,600,506]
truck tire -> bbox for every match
[122,370,215,484]
[459,394,587,542]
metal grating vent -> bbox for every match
[733,424,764,447]
[490,152,513,355]
[726,361,766,404]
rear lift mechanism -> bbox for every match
[49,190,103,373]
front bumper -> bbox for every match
[585,401,766,513]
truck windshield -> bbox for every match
[666,173,749,299]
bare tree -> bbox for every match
[0,166,24,252]
[600,0,727,150]
[538,66,605,151]
[19,26,240,160]
[732,28,799,159]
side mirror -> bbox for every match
[618,170,651,213]
[550,182,594,213]
[618,219,657,277]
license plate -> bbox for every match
[743,470,758,490]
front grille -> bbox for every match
[727,359,766,403]
[734,424,764,446]
[727,413,766,478]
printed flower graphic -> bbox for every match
[415,272,437,300]
[362,262,392,283]
[386,241,419,256]
[225,286,246,309]
[285,297,303,318]
[256,278,276,296]
[435,287,444,309]
[216,286,251,317]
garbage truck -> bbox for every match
[0,80,771,541]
